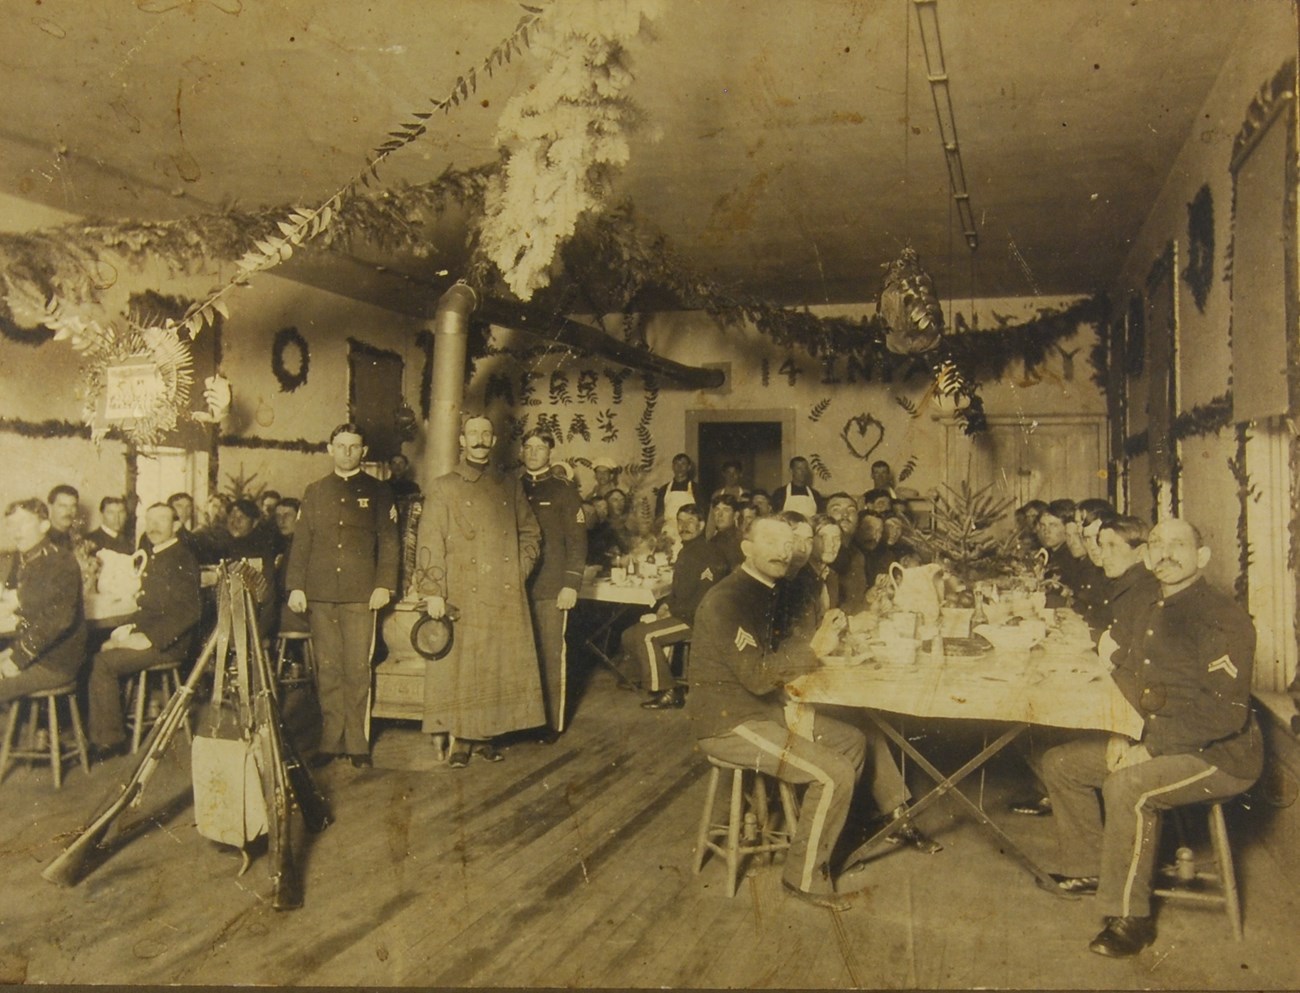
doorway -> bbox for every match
[687,408,796,500]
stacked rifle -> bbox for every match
[41,562,331,910]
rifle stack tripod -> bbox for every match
[41,562,331,910]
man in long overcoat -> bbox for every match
[419,414,546,768]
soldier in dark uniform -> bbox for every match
[686,516,869,910]
[706,493,744,572]
[520,428,587,742]
[1093,515,1161,651]
[84,496,133,556]
[0,499,87,705]
[1040,519,1262,958]
[46,484,81,550]
[286,423,399,769]
[622,503,726,711]
[87,503,201,757]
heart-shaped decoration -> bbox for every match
[840,413,885,461]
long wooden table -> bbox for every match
[785,636,1143,889]
[576,576,670,688]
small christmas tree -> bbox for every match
[906,481,1021,583]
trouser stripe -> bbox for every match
[556,610,568,733]
[1120,764,1217,917]
[733,723,834,892]
[643,622,690,691]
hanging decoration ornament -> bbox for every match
[878,248,944,355]
[82,323,194,446]
[395,399,418,441]
[271,326,310,393]
[476,0,663,300]
[255,397,276,427]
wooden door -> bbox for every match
[943,414,1107,508]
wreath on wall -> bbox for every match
[271,326,310,393]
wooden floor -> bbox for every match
[2,659,1300,989]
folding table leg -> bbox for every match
[845,716,1061,891]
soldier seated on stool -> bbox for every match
[87,503,201,760]
[0,499,87,706]
[621,503,726,710]
[688,517,935,911]
[1039,518,1262,958]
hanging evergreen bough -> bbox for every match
[476,0,664,300]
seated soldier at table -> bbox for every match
[772,511,819,642]
[687,517,934,911]
[87,503,202,760]
[0,499,87,705]
[1011,513,1150,819]
[1038,518,1261,958]
[706,493,744,571]
[622,503,726,711]
[84,496,133,556]
[1092,515,1160,651]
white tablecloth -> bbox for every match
[787,641,1144,739]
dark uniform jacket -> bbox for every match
[688,567,819,740]
[1071,558,1110,629]
[133,539,202,658]
[709,528,744,574]
[832,542,868,611]
[773,564,827,644]
[522,471,587,600]
[286,470,399,604]
[10,537,86,680]
[665,533,728,626]
[1110,577,1261,782]
[1092,562,1160,641]
[85,527,133,557]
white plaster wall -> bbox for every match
[1110,1,1295,591]
[464,294,1104,506]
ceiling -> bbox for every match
[0,0,1256,314]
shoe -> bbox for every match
[640,688,684,710]
[781,880,852,911]
[447,744,471,769]
[309,752,339,769]
[884,821,943,854]
[1036,873,1099,898]
[1010,796,1053,816]
[1088,915,1156,957]
[472,742,505,763]
[88,741,127,764]
[349,754,373,768]
[537,729,561,745]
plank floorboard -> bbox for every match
[3,665,1299,987]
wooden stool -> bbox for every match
[1153,801,1243,939]
[694,757,800,897]
[126,662,187,754]
[273,631,317,693]
[0,682,90,789]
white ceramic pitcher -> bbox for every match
[888,561,943,627]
